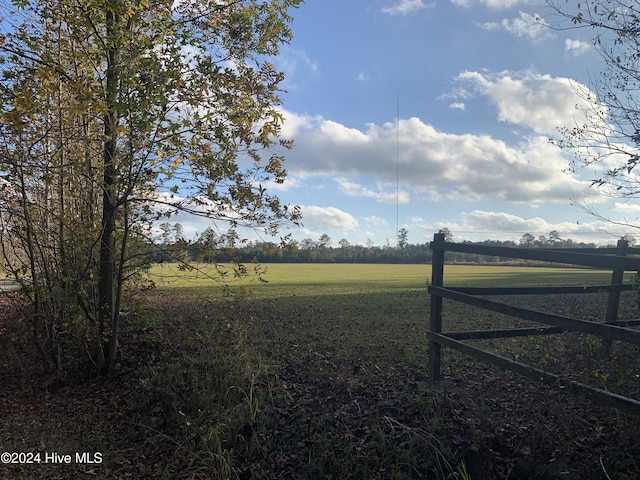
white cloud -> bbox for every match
[479,12,553,42]
[301,206,359,231]
[452,0,532,9]
[455,70,603,135]
[382,0,433,16]
[282,110,587,205]
[459,210,557,232]
[565,38,591,56]
[614,202,640,213]
[336,178,409,204]
[260,175,302,192]
[444,209,622,243]
[364,216,389,226]
[449,102,466,111]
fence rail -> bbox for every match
[427,233,640,415]
[0,278,21,293]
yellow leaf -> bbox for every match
[171,157,183,170]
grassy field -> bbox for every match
[148,262,629,288]
[2,263,640,479]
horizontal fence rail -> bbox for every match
[450,284,633,295]
[0,279,22,293]
[428,233,640,415]
[429,331,640,415]
[430,240,640,270]
[429,285,640,344]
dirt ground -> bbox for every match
[2,291,640,479]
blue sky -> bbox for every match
[178,0,640,246]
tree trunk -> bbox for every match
[98,5,120,374]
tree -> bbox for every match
[520,233,535,247]
[397,228,409,249]
[319,233,332,248]
[300,238,316,250]
[548,230,562,245]
[548,0,640,201]
[0,0,302,375]
[439,228,453,242]
[159,223,174,245]
[172,223,184,242]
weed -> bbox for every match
[457,460,472,480]
[228,357,275,423]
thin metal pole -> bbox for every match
[396,92,399,247]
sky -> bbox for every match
[180,0,640,247]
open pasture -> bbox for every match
[147,263,633,332]
[149,262,626,294]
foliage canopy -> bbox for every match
[0,0,302,375]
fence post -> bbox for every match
[603,238,628,351]
[606,238,628,324]
[428,232,446,383]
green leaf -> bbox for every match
[12,0,28,10]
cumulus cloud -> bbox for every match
[300,206,359,232]
[452,0,532,9]
[382,0,434,15]
[364,216,389,226]
[459,210,559,232]
[449,102,466,111]
[614,202,640,213]
[479,12,553,42]
[565,38,591,56]
[281,110,587,205]
[445,209,616,241]
[336,178,410,204]
[454,70,603,135]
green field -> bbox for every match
[147,262,632,325]
[146,262,638,360]
[149,262,626,291]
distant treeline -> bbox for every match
[150,225,619,265]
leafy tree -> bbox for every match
[197,226,219,249]
[548,0,640,201]
[537,235,549,247]
[0,0,302,375]
[397,228,409,249]
[300,238,316,250]
[159,223,174,246]
[549,230,562,245]
[439,228,453,242]
[319,233,332,248]
[520,233,535,247]
[172,223,184,242]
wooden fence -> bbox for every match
[0,278,21,293]
[428,232,640,414]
